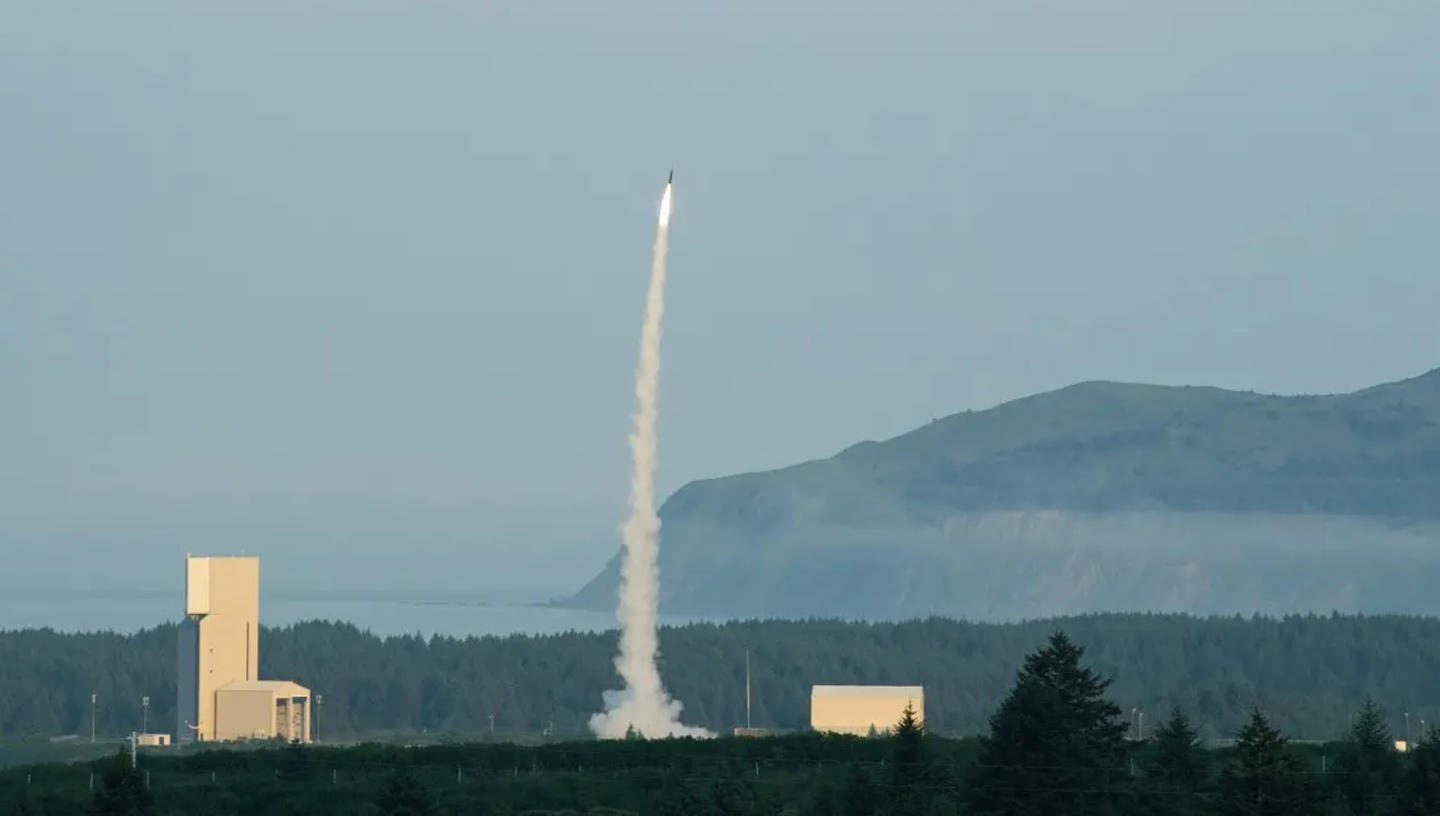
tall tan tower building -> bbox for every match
[177,555,260,743]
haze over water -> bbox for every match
[2,3,1436,616]
[0,589,709,639]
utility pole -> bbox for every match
[314,695,323,743]
[745,650,752,729]
[91,694,98,743]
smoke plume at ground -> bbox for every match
[589,183,711,740]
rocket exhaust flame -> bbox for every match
[589,175,710,740]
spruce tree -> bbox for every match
[799,779,842,816]
[841,764,879,816]
[1144,706,1209,816]
[890,700,929,816]
[1334,698,1401,816]
[278,738,313,782]
[375,766,435,816]
[91,747,153,816]
[660,780,714,816]
[965,630,1130,816]
[7,786,43,816]
[1397,726,1440,816]
[712,772,755,816]
[1215,708,1313,816]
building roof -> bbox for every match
[811,685,924,700]
[217,680,310,697]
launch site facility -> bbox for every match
[175,555,312,744]
[149,554,922,743]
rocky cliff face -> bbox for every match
[566,369,1440,620]
[567,509,1440,619]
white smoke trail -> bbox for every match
[589,181,711,740]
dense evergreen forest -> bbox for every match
[4,631,1440,816]
[4,614,1440,743]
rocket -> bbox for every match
[667,168,673,185]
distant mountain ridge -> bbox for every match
[566,368,1440,620]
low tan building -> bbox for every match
[214,680,312,743]
[732,727,770,737]
[811,685,924,736]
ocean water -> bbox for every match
[0,588,708,638]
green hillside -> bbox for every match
[568,369,1440,619]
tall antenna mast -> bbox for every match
[745,649,752,729]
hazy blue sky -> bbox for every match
[2,1,1437,598]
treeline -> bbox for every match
[4,613,1440,741]
[4,633,1440,816]
[876,372,1440,519]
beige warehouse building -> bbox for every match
[811,685,925,736]
[177,555,312,744]
[215,681,312,743]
